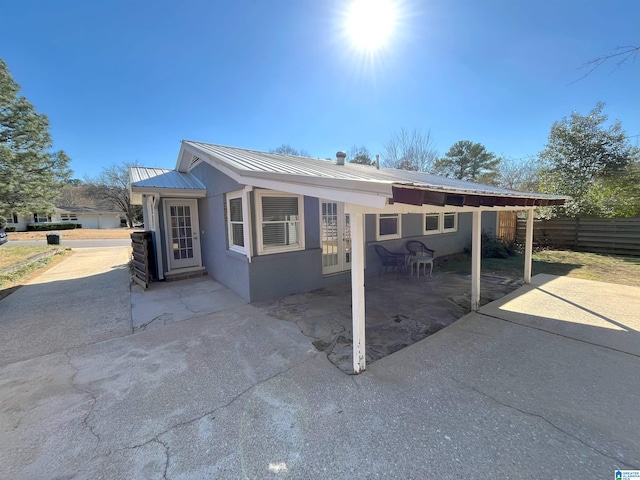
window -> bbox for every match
[226,191,245,253]
[7,214,18,224]
[376,213,402,240]
[60,214,78,221]
[33,213,51,223]
[425,214,440,234]
[443,213,457,232]
[424,212,458,234]
[255,190,305,254]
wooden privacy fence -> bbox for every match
[516,217,640,256]
[131,231,156,288]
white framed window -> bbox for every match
[424,212,458,234]
[425,214,440,234]
[7,214,18,224]
[60,213,78,221]
[226,190,245,254]
[376,213,402,240]
[255,190,305,254]
[443,212,457,233]
[33,213,51,223]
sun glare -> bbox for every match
[345,0,398,52]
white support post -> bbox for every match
[350,210,366,374]
[524,209,534,284]
[471,211,481,311]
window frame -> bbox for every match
[33,213,51,223]
[255,190,305,255]
[376,213,402,241]
[424,212,458,235]
[424,214,440,235]
[226,190,246,254]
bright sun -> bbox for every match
[345,0,398,52]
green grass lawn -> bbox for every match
[436,250,640,287]
[0,245,63,270]
[0,246,70,292]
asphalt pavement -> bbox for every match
[0,250,638,479]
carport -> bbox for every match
[345,184,565,373]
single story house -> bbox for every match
[131,141,565,373]
[5,207,122,231]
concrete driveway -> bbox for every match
[1,249,638,479]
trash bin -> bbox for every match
[46,233,61,245]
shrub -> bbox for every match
[465,231,518,258]
[26,223,79,231]
[5,226,16,232]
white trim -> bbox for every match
[254,190,305,255]
[424,212,458,235]
[243,186,254,262]
[375,213,402,241]
[226,190,246,254]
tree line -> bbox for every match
[272,103,639,218]
[2,54,638,227]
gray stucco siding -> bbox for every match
[190,163,251,299]
[364,211,499,275]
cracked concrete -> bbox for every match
[1,246,639,478]
[255,272,524,373]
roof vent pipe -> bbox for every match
[336,151,346,166]
[376,154,380,169]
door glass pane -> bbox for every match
[170,203,195,260]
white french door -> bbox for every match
[320,201,351,275]
[163,199,202,270]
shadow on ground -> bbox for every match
[255,271,524,373]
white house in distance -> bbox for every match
[5,206,122,231]
[131,141,566,373]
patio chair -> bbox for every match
[373,245,406,277]
[405,240,436,278]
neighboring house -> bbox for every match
[131,141,565,373]
[5,207,122,231]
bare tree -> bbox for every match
[570,45,639,85]
[85,162,141,227]
[270,144,310,157]
[382,127,438,171]
[497,158,541,192]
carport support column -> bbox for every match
[524,209,534,284]
[350,210,366,374]
[471,211,481,311]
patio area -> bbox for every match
[254,270,525,373]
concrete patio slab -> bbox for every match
[131,276,247,332]
[0,247,131,367]
[1,252,638,479]
[256,271,525,373]
[479,273,640,356]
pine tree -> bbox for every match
[0,58,71,219]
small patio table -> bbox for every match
[407,252,433,278]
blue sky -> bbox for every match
[2,0,639,179]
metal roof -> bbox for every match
[180,141,565,207]
[130,167,206,191]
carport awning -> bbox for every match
[391,185,566,208]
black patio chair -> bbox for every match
[374,245,406,277]
[405,240,436,278]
